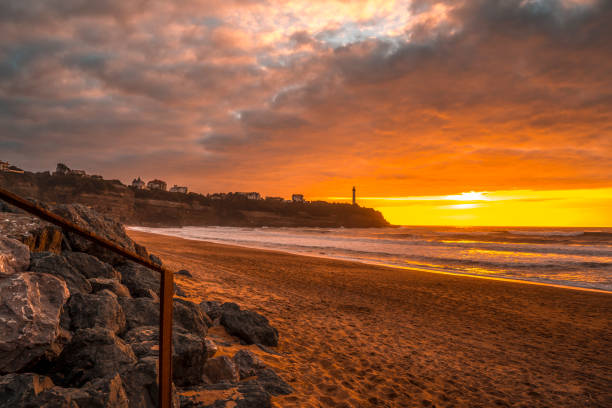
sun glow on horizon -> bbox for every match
[326,188,612,227]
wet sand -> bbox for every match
[128,230,612,408]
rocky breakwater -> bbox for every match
[0,203,292,407]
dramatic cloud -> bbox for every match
[0,0,611,198]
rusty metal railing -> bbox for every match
[0,186,173,408]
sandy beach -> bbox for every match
[128,230,612,408]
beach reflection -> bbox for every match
[128,225,612,291]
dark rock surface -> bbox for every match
[0,204,289,407]
[0,236,30,276]
[200,300,222,321]
[233,350,267,380]
[124,326,208,387]
[255,368,294,396]
[64,251,121,280]
[117,261,160,298]
[75,373,130,408]
[53,327,137,387]
[174,298,208,338]
[220,303,279,347]
[29,252,92,295]
[0,212,63,253]
[173,329,208,387]
[89,277,131,297]
[203,356,239,384]
[52,203,137,264]
[68,291,126,335]
[0,272,70,373]
[118,297,160,331]
[0,373,55,407]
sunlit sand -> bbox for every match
[129,230,612,408]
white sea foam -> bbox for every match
[128,225,612,291]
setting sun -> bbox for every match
[329,188,612,227]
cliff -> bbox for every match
[0,172,391,228]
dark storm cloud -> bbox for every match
[0,0,610,196]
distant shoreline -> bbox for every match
[128,226,612,294]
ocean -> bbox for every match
[129,225,612,292]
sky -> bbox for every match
[1,0,611,226]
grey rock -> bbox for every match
[200,301,222,321]
[0,236,30,276]
[54,327,137,387]
[173,329,208,387]
[124,326,207,387]
[68,291,126,335]
[174,298,208,338]
[123,326,159,359]
[26,386,85,407]
[220,303,279,347]
[89,278,131,297]
[232,350,267,380]
[0,212,63,254]
[120,357,158,408]
[120,356,180,408]
[0,373,55,407]
[0,272,70,373]
[51,204,136,265]
[118,297,159,331]
[64,251,120,280]
[203,356,239,384]
[255,368,294,396]
[117,261,159,298]
[29,252,92,295]
[74,373,129,408]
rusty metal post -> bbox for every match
[158,269,174,408]
[0,186,174,408]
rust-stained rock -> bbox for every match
[0,212,63,253]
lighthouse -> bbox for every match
[352,186,356,205]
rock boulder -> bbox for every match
[0,272,70,373]
[68,291,126,335]
[53,327,137,387]
[51,204,136,265]
[203,356,239,384]
[89,278,131,297]
[117,261,160,298]
[220,303,279,347]
[64,251,121,280]
[0,236,30,276]
[29,252,92,295]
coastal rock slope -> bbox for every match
[0,203,291,407]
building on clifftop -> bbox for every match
[236,192,261,200]
[147,179,167,191]
[54,163,70,176]
[169,185,188,194]
[292,194,304,203]
[131,177,145,189]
